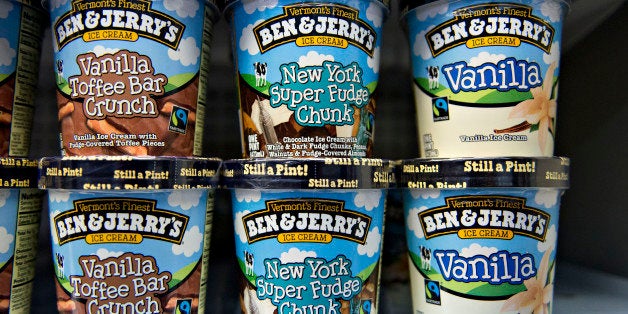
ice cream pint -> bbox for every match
[39,156,221,314]
[0,158,43,313]
[401,0,570,157]
[44,0,219,156]
[399,157,569,313]
[0,0,47,157]
[221,158,395,313]
[225,0,389,158]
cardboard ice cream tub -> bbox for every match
[0,158,43,313]
[39,156,221,314]
[401,0,570,157]
[0,0,47,157]
[225,0,389,158]
[44,0,219,156]
[399,157,570,313]
[221,158,395,313]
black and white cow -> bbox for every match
[244,250,254,276]
[56,60,64,84]
[253,62,267,87]
[427,65,439,89]
[420,245,431,270]
[55,252,64,278]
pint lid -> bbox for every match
[39,156,222,190]
[0,158,39,189]
[399,157,570,189]
[221,158,396,189]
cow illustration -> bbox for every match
[55,252,65,278]
[254,62,267,87]
[427,65,439,89]
[56,60,64,84]
[244,250,254,276]
[420,245,431,270]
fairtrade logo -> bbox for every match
[432,97,450,122]
[425,279,442,305]
[169,106,189,134]
[175,299,192,314]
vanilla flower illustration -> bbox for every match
[507,62,558,153]
[501,248,554,313]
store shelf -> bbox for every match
[22,0,628,313]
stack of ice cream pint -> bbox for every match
[1,1,47,312]
[221,0,397,313]
[398,0,571,313]
[35,1,223,313]
[0,0,574,312]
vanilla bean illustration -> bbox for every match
[494,121,532,134]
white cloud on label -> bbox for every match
[280,247,317,263]
[407,207,427,238]
[410,189,440,200]
[366,2,383,27]
[0,190,10,207]
[460,243,498,258]
[234,210,251,243]
[414,26,435,60]
[239,20,265,55]
[168,189,203,210]
[96,248,123,259]
[168,37,200,66]
[541,1,563,22]
[0,1,14,19]
[368,46,381,73]
[298,51,334,67]
[172,226,203,257]
[164,0,199,18]
[49,191,70,203]
[235,189,261,203]
[416,2,448,21]
[0,227,14,254]
[538,224,557,253]
[535,189,559,208]
[544,41,560,66]
[354,190,382,211]
[242,0,278,14]
[357,227,381,258]
[0,38,16,66]
[469,51,507,67]
[91,45,119,57]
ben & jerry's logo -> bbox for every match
[54,0,185,49]
[419,196,550,241]
[254,4,377,56]
[53,198,189,245]
[426,3,556,56]
[243,199,371,244]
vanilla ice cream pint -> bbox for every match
[225,0,389,158]
[44,0,219,156]
[221,158,395,313]
[0,0,47,157]
[399,157,569,313]
[401,0,570,157]
[39,156,221,314]
[0,158,43,313]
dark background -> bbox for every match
[27,0,627,312]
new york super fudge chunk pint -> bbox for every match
[226,0,389,158]
[222,158,395,313]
